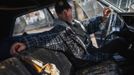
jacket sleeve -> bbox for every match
[82,16,103,34]
[15,25,67,51]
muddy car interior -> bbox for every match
[0,0,134,75]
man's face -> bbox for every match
[57,8,73,23]
[66,8,73,23]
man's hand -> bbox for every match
[10,42,26,55]
[102,7,111,22]
[103,7,111,17]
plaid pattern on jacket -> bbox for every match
[15,16,111,62]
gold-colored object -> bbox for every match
[23,56,60,75]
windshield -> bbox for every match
[104,0,134,12]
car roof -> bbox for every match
[0,0,57,13]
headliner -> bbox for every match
[0,0,58,11]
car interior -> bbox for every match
[0,0,134,75]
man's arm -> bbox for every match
[10,25,67,55]
[82,7,111,34]
[82,16,103,34]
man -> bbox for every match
[10,0,129,67]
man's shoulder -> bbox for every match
[49,24,67,33]
[53,19,69,28]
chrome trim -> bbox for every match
[97,0,126,12]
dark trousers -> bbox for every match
[86,37,130,62]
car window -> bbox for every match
[13,9,53,36]
[49,7,58,18]
[104,0,134,12]
[75,0,103,19]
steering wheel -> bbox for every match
[100,11,125,46]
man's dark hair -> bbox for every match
[55,0,72,14]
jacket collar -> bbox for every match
[53,18,72,27]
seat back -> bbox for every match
[0,57,32,75]
[20,48,72,75]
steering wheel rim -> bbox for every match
[101,12,125,46]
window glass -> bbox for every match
[105,0,134,12]
[13,9,53,36]
[74,0,103,19]
[49,7,58,18]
